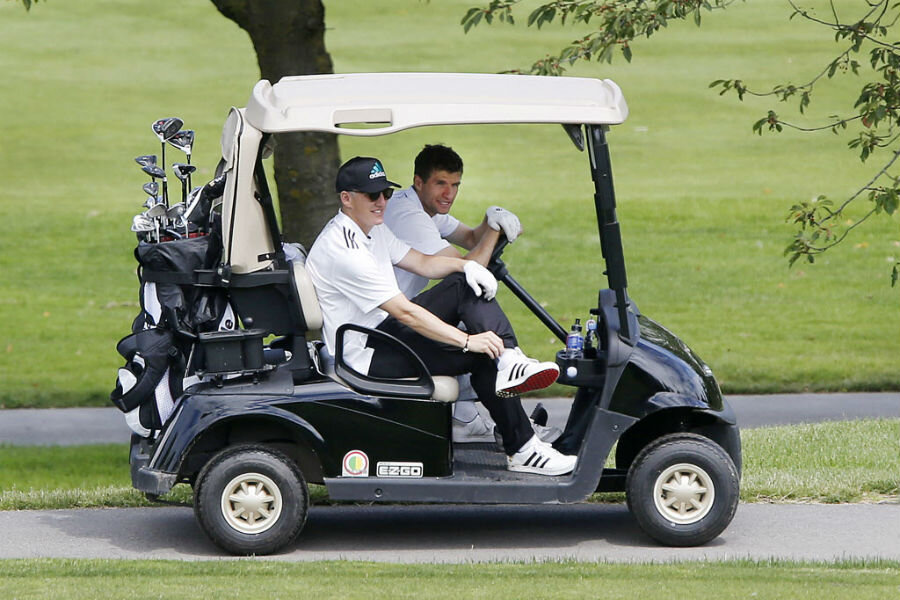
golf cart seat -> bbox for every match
[286,257,459,403]
[313,342,459,403]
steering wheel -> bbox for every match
[489,233,509,264]
[487,234,510,279]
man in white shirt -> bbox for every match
[306,156,576,476]
[384,145,557,443]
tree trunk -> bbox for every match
[211,0,340,248]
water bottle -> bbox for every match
[565,318,584,359]
[584,318,597,357]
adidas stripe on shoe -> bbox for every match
[495,347,559,398]
[507,436,576,476]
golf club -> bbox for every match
[131,213,156,242]
[144,202,168,242]
[151,117,183,176]
[167,129,195,177]
[166,202,188,237]
[172,163,197,205]
[142,181,159,202]
[141,164,169,207]
[134,155,157,167]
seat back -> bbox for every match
[290,258,322,331]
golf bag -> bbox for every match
[110,232,233,438]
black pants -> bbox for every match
[368,273,534,455]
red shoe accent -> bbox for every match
[497,368,559,398]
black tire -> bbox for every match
[626,433,739,547]
[194,445,309,555]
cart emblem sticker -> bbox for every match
[376,462,423,478]
[342,450,369,477]
[369,161,386,180]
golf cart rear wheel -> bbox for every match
[626,433,739,547]
[195,445,308,555]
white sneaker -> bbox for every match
[452,413,496,443]
[507,435,576,476]
[496,347,559,398]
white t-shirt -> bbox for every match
[383,186,460,298]
[306,211,411,374]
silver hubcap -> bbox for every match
[220,472,283,534]
[653,462,715,525]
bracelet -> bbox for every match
[462,334,470,353]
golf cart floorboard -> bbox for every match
[451,442,567,482]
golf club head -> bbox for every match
[134,155,158,167]
[142,182,159,198]
[167,130,194,157]
[166,203,185,220]
[144,203,168,219]
[152,117,183,142]
[171,163,197,182]
[141,164,166,180]
[131,214,155,233]
[144,197,156,209]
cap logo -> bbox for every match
[369,161,386,180]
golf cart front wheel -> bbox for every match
[626,433,739,547]
[195,445,308,555]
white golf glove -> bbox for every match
[463,261,498,301]
[485,206,522,242]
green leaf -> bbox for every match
[461,8,480,32]
[883,190,899,215]
[753,117,767,134]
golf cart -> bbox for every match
[117,73,741,555]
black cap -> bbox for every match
[335,156,400,193]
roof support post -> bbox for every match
[586,124,631,340]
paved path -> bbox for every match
[1,393,897,563]
[1,392,897,446]
[0,503,896,562]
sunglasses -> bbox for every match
[355,188,393,201]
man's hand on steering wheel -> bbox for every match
[486,206,522,242]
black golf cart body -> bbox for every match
[127,73,741,554]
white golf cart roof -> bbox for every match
[223,73,628,274]
[244,73,628,135]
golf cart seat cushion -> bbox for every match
[314,343,459,402]
[290,258,323,331]
[428,375,459,403]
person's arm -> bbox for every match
[379,294,504,359]
[396,248,498,300]
[445,206,521,266]
[445,219,487,251]
[445,220,501,266]
[395,248,466,280]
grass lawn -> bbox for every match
[0,558,898,599]
[0,0,897,408]
[1,419,896,510]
